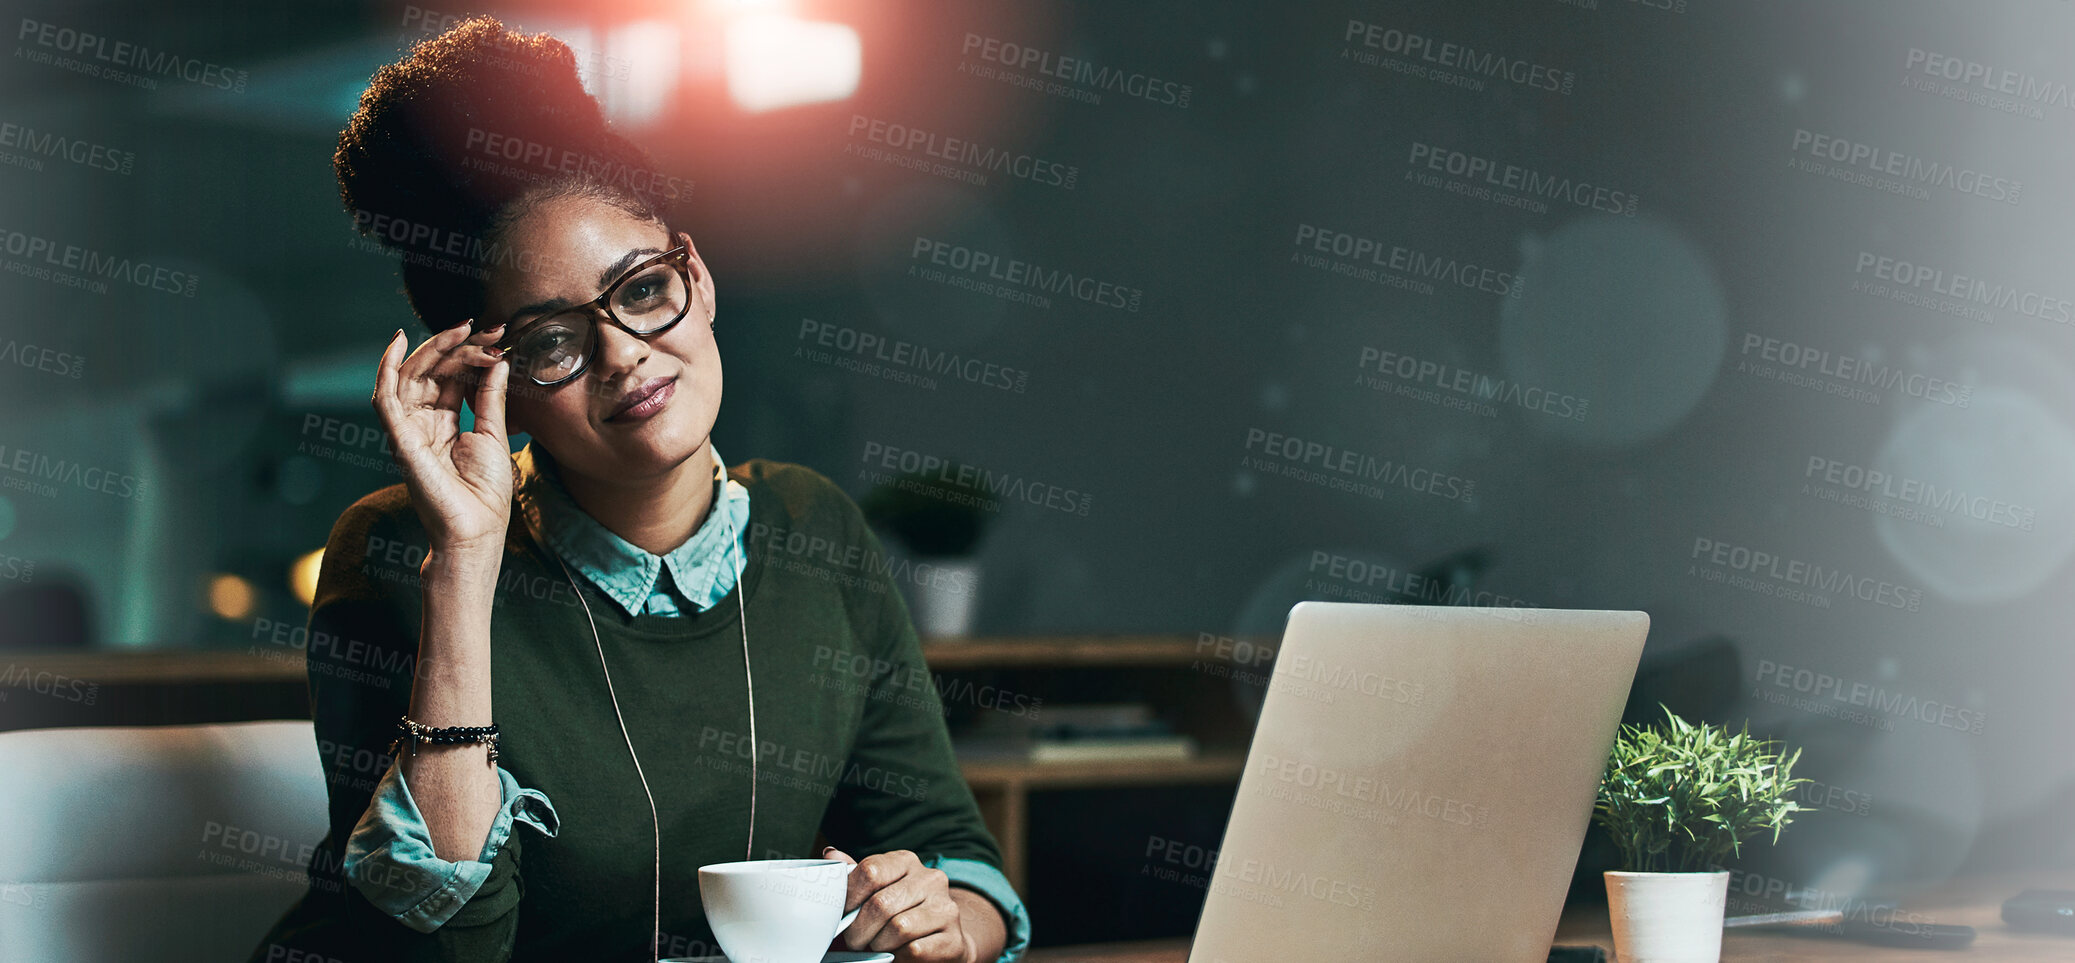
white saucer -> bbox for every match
[661,954,892,963]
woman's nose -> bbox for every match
[590,318,650,377]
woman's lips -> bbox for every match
[606,376,676,423]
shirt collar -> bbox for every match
[514,441,749,618]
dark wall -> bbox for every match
[3,0,2071,922]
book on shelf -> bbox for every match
[952,702,1198,765]
[1029,734,1196,764]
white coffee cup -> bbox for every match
[698,858,862,963]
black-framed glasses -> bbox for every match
[479,234,700,386]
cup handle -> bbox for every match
[831,862,863,942]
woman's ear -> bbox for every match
[680,231,716,318]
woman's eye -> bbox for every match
[524,328,574,352]
[511,323,579,368]
[622,279,664,305]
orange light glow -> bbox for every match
[207,574,256,621]
[290,548,325,608]
[723,15,861,113]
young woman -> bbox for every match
[251,18,1026,963]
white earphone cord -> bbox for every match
[556,512,755,963]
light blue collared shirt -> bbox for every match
[340,444,1030,960]
[513,441,750,618]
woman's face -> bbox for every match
[482,194,721,485]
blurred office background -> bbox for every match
[2,0,2072,947]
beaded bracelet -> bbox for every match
[391,717,501,763]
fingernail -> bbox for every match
[392,328,404,342]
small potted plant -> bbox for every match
[1593,707,1807,963]
[860,470,989,637]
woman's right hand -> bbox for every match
[372,322,514,557]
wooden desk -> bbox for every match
[1027,872,2075,961]
[1026,939,1188,962]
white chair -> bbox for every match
[0,720,329,963]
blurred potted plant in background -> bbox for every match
[861,470,989,638]
[1594,707,1807,963]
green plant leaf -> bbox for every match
[1593,707,1807,873]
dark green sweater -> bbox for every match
[251,459,1006,962]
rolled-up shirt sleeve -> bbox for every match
[343,759,559,933]
[933,856,1032,963]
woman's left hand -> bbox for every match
[824,847,976,963]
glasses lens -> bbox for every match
[611,261,689,333]
[510,315,590,384]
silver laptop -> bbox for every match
[1188,602,1649,963]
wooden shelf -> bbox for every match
[921,635,1268,669]
[5,636,1254,896]
[961,752,1247,790]
[1,649,307,685]
[960,752,1248,890]
[2,634,1264,686]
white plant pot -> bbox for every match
[908,558,981,638]
[1604,870,1730,963]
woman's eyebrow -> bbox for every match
[598,247,664,288]
[507,297,571,325]
[503,246,669,324]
